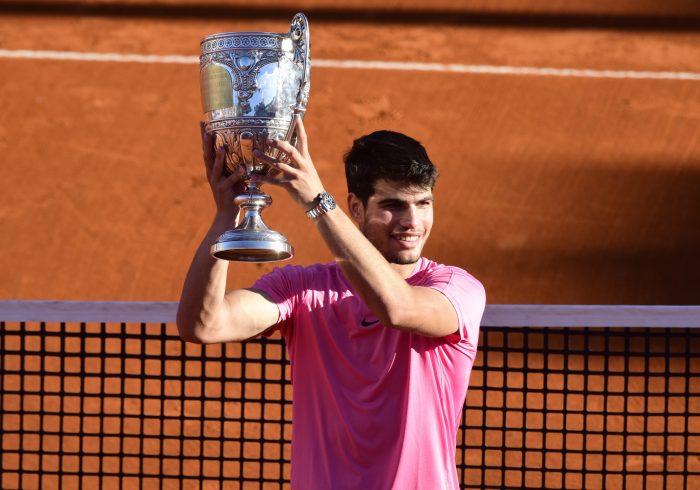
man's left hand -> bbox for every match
[253,116,325,211]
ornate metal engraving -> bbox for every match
[200,14,311,175]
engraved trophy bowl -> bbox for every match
[199,13,311,261]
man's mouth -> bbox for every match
[393,234,421,243]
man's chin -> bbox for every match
[388,251,421,265]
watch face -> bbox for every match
[321,192,336,210]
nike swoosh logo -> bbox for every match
[361,317,380,327]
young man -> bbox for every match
[177,118,486,489]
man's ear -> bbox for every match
[347,193,364,222]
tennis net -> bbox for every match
[1,302,699,489]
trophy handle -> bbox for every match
[281,13,311,147]
[290,13,311,116]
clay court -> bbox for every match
[1,1,700,489]
[1,0,699,304]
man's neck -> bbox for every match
[391,259,421,279]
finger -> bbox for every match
[268,167,284,179]
[294,115,309,157]
[266,139,303,165]
[254,150,300,176]
[223,166,245,188]
[212,146,226,182]
[200,123,216,171]
[199,122,207,160]
[200,122,214,153]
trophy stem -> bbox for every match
[210,182,294,262]
[235,181,272,231]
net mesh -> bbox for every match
[1,321,699,489]
[460,326,700,489]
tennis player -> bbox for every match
[177,117,486,489]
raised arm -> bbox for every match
[176,124,279,344]
[314,201,461,337]
[255,119,461,338]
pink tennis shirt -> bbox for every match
[252,256,485,489]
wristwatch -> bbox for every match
[306,192,337,219]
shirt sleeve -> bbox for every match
[421,266,486,351]
[250,265,306,337]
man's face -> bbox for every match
[349,179,434,265]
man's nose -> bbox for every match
[399,205,420,228]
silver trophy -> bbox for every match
[199,13,310,261]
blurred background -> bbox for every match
[1,0,699,304]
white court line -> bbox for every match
[0,49,197,65]
[1,48,700,81]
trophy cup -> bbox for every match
[199,13,310,261]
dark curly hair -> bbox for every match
[344,130,438,204]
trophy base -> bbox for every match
[211,228,294,262]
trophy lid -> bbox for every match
[200,13,309,54]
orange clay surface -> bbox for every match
[1,3,700,304]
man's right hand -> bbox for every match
[200,122,246,223]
